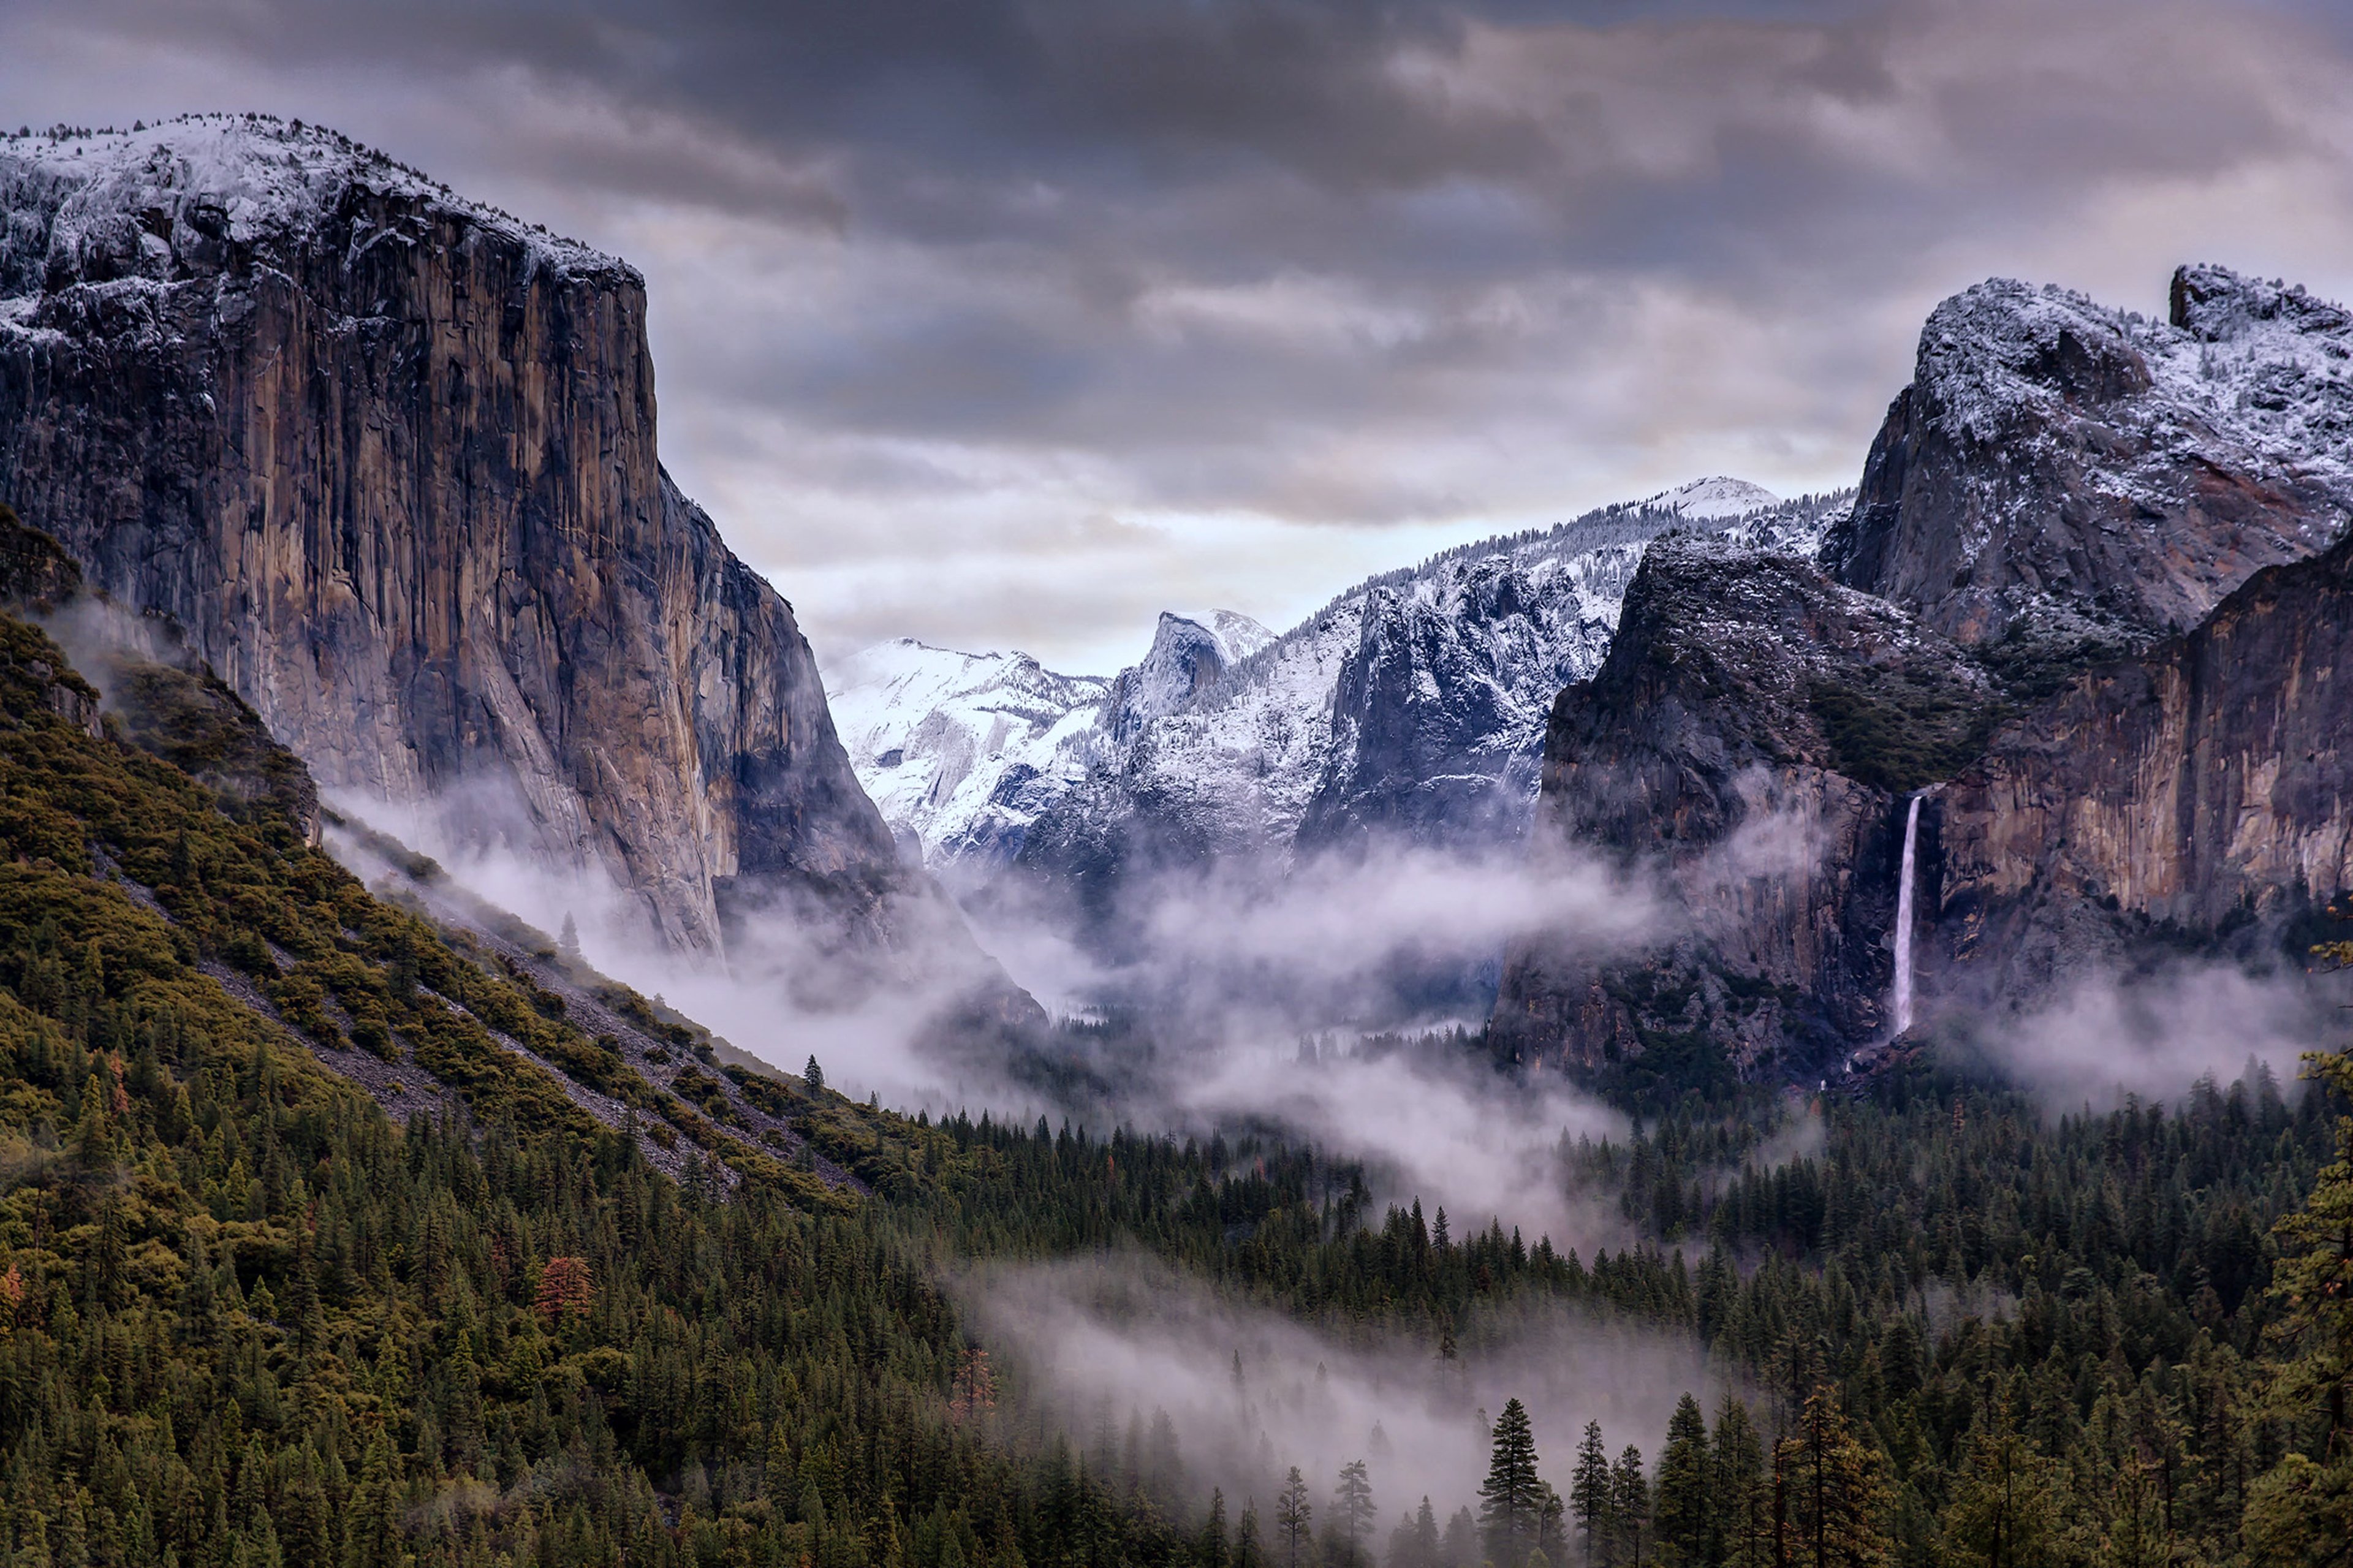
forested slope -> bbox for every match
[1,521,2352,1567]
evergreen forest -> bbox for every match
[1,569,2352,1568]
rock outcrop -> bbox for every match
[1500,267,2353,1083]
[1929,525,2353,1005]
[1,509,319,836]
[1824,267,2353,687]
[0,116,906,958]
[1491,533,1995,1076]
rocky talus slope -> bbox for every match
[1498,267,2353,1081]
[0,115,902,958]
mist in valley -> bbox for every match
[963,1254,1732,1526]
[1927,958,2338,1114]
[317,767,2348,1526]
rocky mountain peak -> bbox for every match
[1823,265,2353,675]
[1106,609,1273,746]
[2170,262,2353,341]
[1651,475,1780,520]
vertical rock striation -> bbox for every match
[1933,527,2353,1004]
[0,116,905,956]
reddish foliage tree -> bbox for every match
[950,1347,996,1423]
[534,1256,593,1326]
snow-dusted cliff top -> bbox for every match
[0,114,626,299]
[1917,268,2353,490]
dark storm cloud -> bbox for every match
[7,0,2353,667]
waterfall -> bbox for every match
[1890,792,1923,1037]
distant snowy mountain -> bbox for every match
[1017,482,1843,911]
[825,643,1114,871]
[827,607,1276,875]
[833,477,1841,892]
[1657,475,1780,520]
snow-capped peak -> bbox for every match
[836,483,1844,877]
[1172,608,1278,666]
[1650,475,1781,520]
[0,113,624,300]
[1914,268,2353,498]
[824,640,1112,871]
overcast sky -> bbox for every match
[8,0,2353,673]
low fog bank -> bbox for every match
[318,784,1036,1116]
[1933,959,2341,1113]
[1167,1037,1632,1252]
[955,837,1669,1240]
[324,798,1658,1245]
[964,1254,1729,1521]
[984,839,1658,1031]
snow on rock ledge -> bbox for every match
[1826,265,2353,664]
[836,478,1847,890]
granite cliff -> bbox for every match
[1824,266,2353,683]
[0,116,909,961]
[1498,266,2353,1083]
[1490,533,1995,1078]
[1929,525,2353,1008]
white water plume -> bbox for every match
[1890,792,1922,1037]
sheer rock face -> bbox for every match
[1490,534,1993,1075]
[0,116,901,955]
[1824,266,2353,680]
[1928,529,2353,1005]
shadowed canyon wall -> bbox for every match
[0,116,903,957]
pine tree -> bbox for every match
[1385,1497,1439,1568]
[558,912,579,961]
[1939,1396,2059,1568]
[1777,1386,1889,1568]
[805,1055,825,1094]
[1711,1396,1769,1568]
[1611,1447,1650,1568]
[1239,1502,1266,1568]
[1654,1395,1710,1568]
[1278,1468,1314,1568]
[1441,1507,1479,1568]
[2247,1023,2353,1561]
[1572,1420,1614,1566]
[2094,1460,2170,1568]
[1334,1460,1377,1568]
[1482,1398,1548,1568]
[1201,1488,1231,1568]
